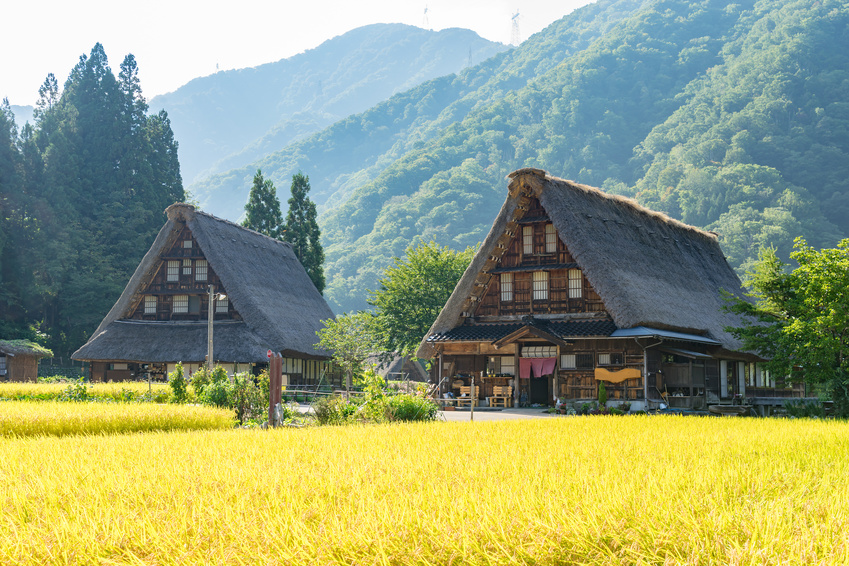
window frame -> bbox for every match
[523,226,533,255]
[173,294,189,314]
[532,271,549,301]
[500,273,513,302]
[144,295,157,315]
[167,261,179,282]
[568,268,583,299]
[195,259,208,281]
[545,224,557,253]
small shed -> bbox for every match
[0,340,54,382]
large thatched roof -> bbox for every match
[73,204,334,363]
[417,168,748,358]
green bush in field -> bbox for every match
[385,394,438,422]
[169,363,188,403]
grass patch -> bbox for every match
[0,401,234,438]
[0,381,172,403]
[0,417,847,563]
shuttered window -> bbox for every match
[523,226,533,255]
[195,260,208,281]
[568,269,583,298]
[532,271,548,300]
[173,295,188,314]
[561,354,576,369]
[545,224,557,253]
[144,295,157,314]
[500,273,513,302]
[167,261,179,282]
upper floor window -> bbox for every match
[500,273,513,302]
[182,240,192,248]
[195,260,208,281]
[532,271,548,300]
[523,226,533,255]
[173,294,188,314]
[182,258,192,276]
[216,296,229,313]
[568,269,583,299]
[167,261,179,282]
[561,354,576,369]
[144,295,157,315]
[545,224,557,253]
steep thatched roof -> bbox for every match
[367,354,430,382]
[73,204,334,363]
[0,340,53,358]
[417,168,748,358]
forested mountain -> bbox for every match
[0,44,183,356]
[194,0,848,314]
[150,24,507,185]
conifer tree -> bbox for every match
[242,169,283,238]
[283,172,325,294]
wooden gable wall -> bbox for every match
[474,197,606,317]
[124,226,240,322]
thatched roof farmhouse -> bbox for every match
[417,169,804,410]
[73,204,335,384]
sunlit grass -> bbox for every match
[0,381,172,402]
[0,401,234,437]
[0,417,846,564]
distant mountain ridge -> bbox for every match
[150,24,508,184]
[180,0,849,316]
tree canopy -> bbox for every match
[242,169,283,238]
[368,240,475,356]
[315,311,379,394]
[283,173,325,294]
[725,239,849,415]
[0,44,183,356]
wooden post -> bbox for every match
[269,354,283,426]
[470,373,475,422]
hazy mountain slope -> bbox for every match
[150,24,507,184]
[191,0,644,218]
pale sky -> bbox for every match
[1,0,594,107]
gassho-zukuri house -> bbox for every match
[416,168,805,411]
[73,203,338,386]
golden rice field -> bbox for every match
[0,401,234,437]
[0,416,847,565]
[0,381,172,401]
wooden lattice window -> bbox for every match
[568,269,582,299]
[523,226,533,255]
[501,356,515,376]
[144,295,157,315]
[545,224,557,253]
[216,296,229,313]
[173,295,188,314]
[576,353,594,369]
[195,260,208,281]
[167,261,179,282]
[182,240,192,248]
[182,259,192,276]
[561,354,576,369]
[500,273,513,302]
[532,271,548,300]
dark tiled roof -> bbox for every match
[427,319,617,342]
[489,263,578,274]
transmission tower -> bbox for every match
[423,5,429,29]
[511,11,521,46]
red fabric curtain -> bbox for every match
[519,357,556,378]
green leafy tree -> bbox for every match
[283,173,324,293]
[242,169,283,238]
[725,239,849,416]
[315,312,379,396]
[368,240,475,356]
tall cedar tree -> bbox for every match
[242,170,283,238]
[283,173,325,294]
[0,44,183,356]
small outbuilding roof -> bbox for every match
[0,340,53,358]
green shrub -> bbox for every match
[386,394,437,422]
[598,382,608,407]
[784,399,825,418]
[169,363,188,403]
[313,396,357,425]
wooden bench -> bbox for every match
[487,386,513,408]
[456,386,479,407]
